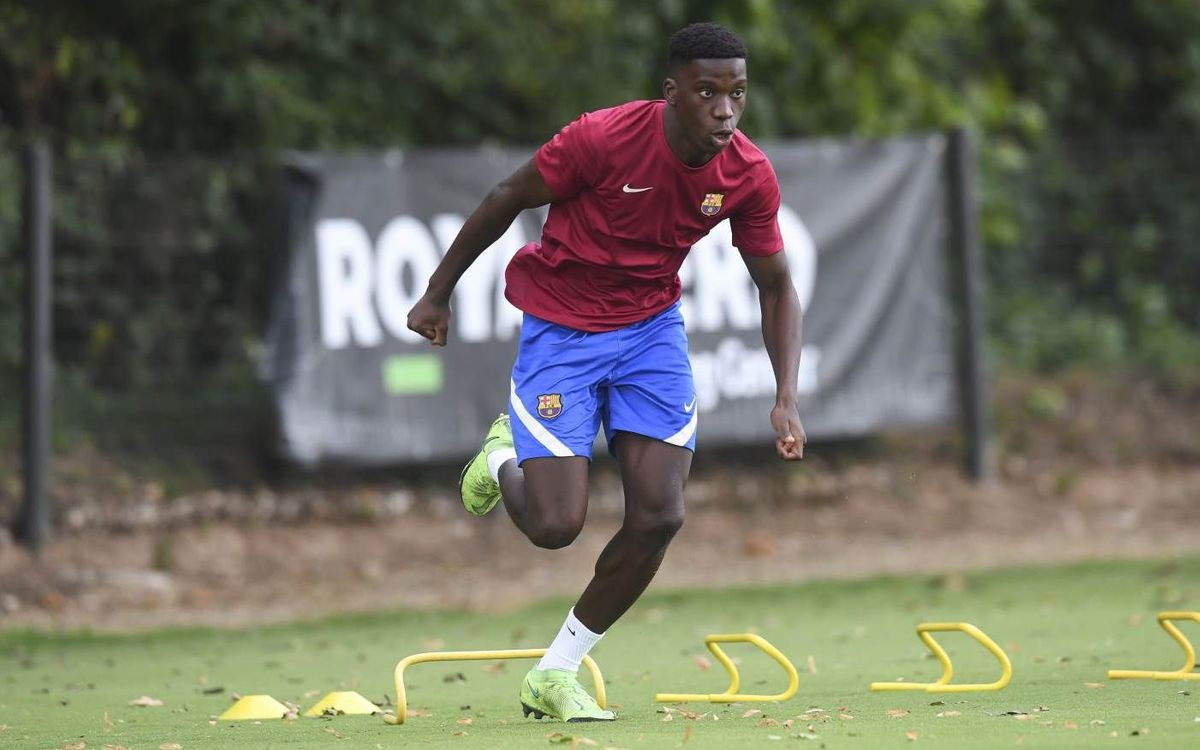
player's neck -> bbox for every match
[661,105,715,168]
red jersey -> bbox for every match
[504,99,783,332]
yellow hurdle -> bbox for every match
[1108,611,1200,681]
[655,633,799,703]
[382,648,606,725]
[870,622,1012,693]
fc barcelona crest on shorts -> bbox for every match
[700,192,724,217]
[536,393,563,420]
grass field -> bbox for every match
[2,558,1199,749]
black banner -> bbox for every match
[266,136,954,465]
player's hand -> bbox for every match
[406,294,451,346]
[770,400,806,460]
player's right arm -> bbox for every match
[406,158,556,346]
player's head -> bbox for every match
[663,23,748,162]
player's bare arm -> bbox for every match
[744,251,806,460]
[406,158,556,345]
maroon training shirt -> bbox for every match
[504,99,784,332]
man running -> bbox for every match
[406,22,805,722]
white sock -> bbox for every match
[486,447,517,482]
[536,608,604,673]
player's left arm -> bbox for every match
[743,250,806,460]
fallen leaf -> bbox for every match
[483,662,507,674]
[160,744,182,750]
[577,739,598,747]
[60,743,85,750]
[794,732,819,741]
[887,709,910,719]
[322,727,344,739]
[680,725,693,745]
[905,730,919,741]
[129,696,163,707]
[839,713,854,721]
[1090,720,1106,726]
[693,655,711,671]
[756,718,779,727]
[661,712,674,722]
[742,709,761,718]
[806,655,818,675]
[782,719,794,729]
[1012,714,1031,721]
[1063,721,1078,729]
[408,709,432,718]
[457,718,473,725]
[936,711,961,718]
[103,745,129,750]
[452,730,468,737]
[678,709,706,720]
[1084,682,1105,689]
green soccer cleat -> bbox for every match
[519,667,615,722]
[458,413,514,516]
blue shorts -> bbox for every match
[508,302,697,461]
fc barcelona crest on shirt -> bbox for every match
[700,192,724,216]
[537,393,563,420]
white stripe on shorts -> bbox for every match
[509,379,574,457]
[662,409,699,447]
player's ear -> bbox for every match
[662,77,677,106]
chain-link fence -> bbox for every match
[1,151,283,530]
[984,135,1200,374]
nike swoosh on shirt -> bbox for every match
[567,625,577,636]
[622,184,653,193]
[684,397,697,413]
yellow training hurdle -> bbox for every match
[655,633,799,704]
[383,649,606,725]
[1108,611,1200,681]
[870,622,1012,693]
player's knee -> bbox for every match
[628,500,685,541]
[527,518,583,549]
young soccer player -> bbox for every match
[407,22,805,721]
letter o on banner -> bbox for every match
[777,204,817,312]
[376,216,441,343]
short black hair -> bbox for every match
[667,23,747,72]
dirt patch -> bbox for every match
[1,374,1197,632]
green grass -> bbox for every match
[3,558,1200,749]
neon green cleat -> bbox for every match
[458,413,513,516]
[519,667,615,722]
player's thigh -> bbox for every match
[612,433,691,530]
[520,455,590,527]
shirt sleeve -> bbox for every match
[731,164,784,256]
[534,112,603,201]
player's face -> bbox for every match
[666,58,748,159]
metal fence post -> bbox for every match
[947,129,991,481]
[19,139,53,552]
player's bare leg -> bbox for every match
[573,433,690,632]
[498,456,590,549]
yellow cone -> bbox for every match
[218,694,290,721]
[303,691,380,717]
